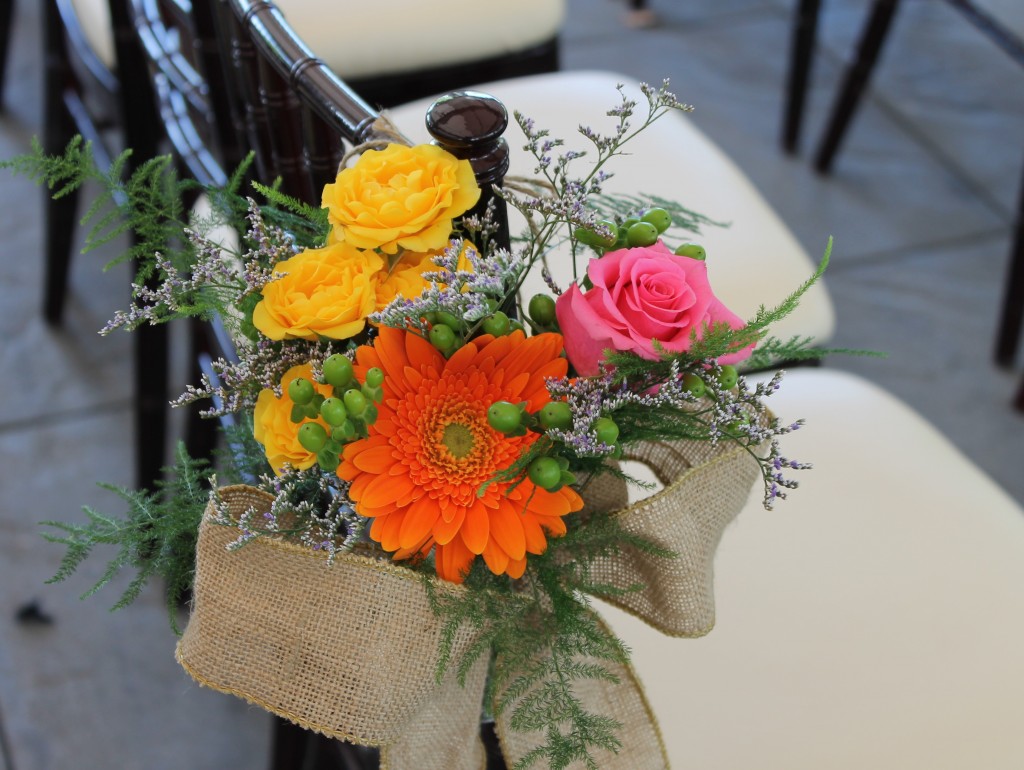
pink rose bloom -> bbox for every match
[555,241,752,376]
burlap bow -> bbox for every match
[177,435,760,769]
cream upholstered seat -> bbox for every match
[597,367,1024,769]
[390,71,836,348]
[75,0,565,77]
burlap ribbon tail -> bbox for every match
[176,436,760,769]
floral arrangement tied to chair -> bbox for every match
[5,79,850,769]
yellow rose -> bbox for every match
[321,144,481,255]
[252,242,384,341]
[375,249,437,310]
[253,364,332,475]
[373,240,480,312]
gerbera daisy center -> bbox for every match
[443,422,475,459]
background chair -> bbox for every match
[781,0,1024,409]
[601,366,1024,768]
[39,0,169,491]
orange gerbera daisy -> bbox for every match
[338,326,583,583]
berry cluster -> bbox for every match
[575,206,706,260]
[423,304,526,357]
[485,399,621,492]
[289,354,383,472]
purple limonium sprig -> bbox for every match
[172,337,332,417]
[371,239,526,330]
[213,467,365,559]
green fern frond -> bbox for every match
[41,442,214,635]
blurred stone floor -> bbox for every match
[0,0,1021,767]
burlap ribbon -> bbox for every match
[177,436,760,769]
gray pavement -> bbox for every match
[0,0,1021,767]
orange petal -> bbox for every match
[460,499,489,555]
[433,506,466,545]
[352,445,398,473]
[521,514,549,555]
[375,327,411,385]
[491,502,526,561]
[378,510,407,551]
[505,556,527,580]
[406,329,441,371]
[481,540,509,576]
[399,495,441,550]
[360,471,416,507]
[443,340,480,373]
[436,538,475,584]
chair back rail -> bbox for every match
[130,0,227,186]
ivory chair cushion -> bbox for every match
[597,367,1024,769]
[390,71,836,348]
[75,0,565,76]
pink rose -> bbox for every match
[555,241,752,376]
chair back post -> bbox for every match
[426,91,512,254]
[219,0,380,202]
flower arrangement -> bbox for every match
[6,81,837,769]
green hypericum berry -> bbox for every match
[621,216,641,232]
[527,456,562,490]
[362,383,383,404]
[429,324,457,352]
[287,377,315,405]
[435,311,463,330]
[364,367,384,388]
[574,220,618,249]
[717,364,739,390]
[323,354,354,387]
[641,207,672,233]
[538,401,572,431]
[528,294,557,326]
[681,373,706,397]
[675,243,706,260]
[298,422,328,453]
[319,397,348,426]
[317,450,340,472]
[626,221,659,247]
[481,311,511,337]
[343,388,368,415]
[487,401,522,433]
[332,421,356,441]
[593,416,620,445]
[363,403,379,425]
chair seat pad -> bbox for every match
[597,367,1024,768]
[283,0,565,79]
[390,71,836,347]
[75,0,564,76]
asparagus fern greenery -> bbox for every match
[41,443,213,635]
[426,510,674,770]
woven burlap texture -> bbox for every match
[176,485,487,770]
[588,438,761,638]
[178,432,758,770]
[495,437,758,768]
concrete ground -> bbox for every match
[0,0,1021,768]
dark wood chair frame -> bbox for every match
[128,0,518,765]
[36,0,177,489]
[781,0,1024,409]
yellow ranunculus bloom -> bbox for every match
[253,364,332,475]
[252,242,384,341]
[321,144,480,255]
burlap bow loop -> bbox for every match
[177,434,760,769]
